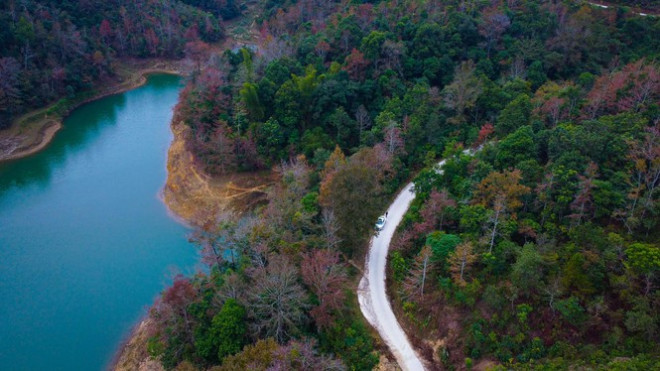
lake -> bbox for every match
[0,74,198,370]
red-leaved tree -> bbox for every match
[301,249,347,329]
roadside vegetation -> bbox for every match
[6,0,658,369]
[141,0,660,369]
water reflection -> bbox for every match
[0,93,126,193]
[0,74,197,370]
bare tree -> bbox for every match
[247,256,309,343]
[508,56,526,80]
[0,57,21,118]
[270,339,346,370]
[544,274,563,314]
[535,171,556,227]
[355,105,371,141]
[569,162,598,227]
[420,189,456,230]
[622,122,660,233]
[321,209,342,250]
[383,122,405,155]
[403,245,433,300]
[380,39,404,76]
[215,271,247,308]
[485,195,506,254]
[478,6,511,56]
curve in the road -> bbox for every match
[356,3,656,367]
[588,1,658,17]
[357,158,450,371]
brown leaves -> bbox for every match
[402,245,433,301]
[623,121,660,231]
[475,123,494,147]
[343,48,370,81]
[583,60,660,118]
[419,189,456,232]
[568,162,599,225]
[301,249,347,329]
[448,242,478,287]
[318,146,346,208]
[473,169,531,211]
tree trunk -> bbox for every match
[421,254,428,297]
[488,207,501,254]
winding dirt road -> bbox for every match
[358,159,450,371]
[588,1,658,16]
[355,4,656,371]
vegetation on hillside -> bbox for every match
[0,0,242,129]
[142,0,659,369]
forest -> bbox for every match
[140,0,660,369]
[4,0,659,369]
[0,0,243,129]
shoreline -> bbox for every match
[0,120,63,161]
[112,9,268,366]
[0,60,188,163]
[161,121,276,227]
[111,317,164,371]
[113,103,274,371]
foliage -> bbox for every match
[319,319,379,371]
[141,0,660,369]
[0,0,223,128]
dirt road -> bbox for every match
[357,159,451,371]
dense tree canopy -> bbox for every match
[0,0,224,128]
[138,0,660,369]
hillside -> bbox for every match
[0,0,233,130]
[128,0,660,369]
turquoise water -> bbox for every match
[0,74,199,370]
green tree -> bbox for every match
[555,296,586,326]
[240,82,264,121]
[219,338,277,370]
[14,16,35,68]
[360,30,387,61]
[495,125,537,169]
[291,65,324,130]
[626,243,660,275]
[459,205,488,237]
[327,107,357,149]
[562,252,596,297]
[496,94,532,137]
[624,298,658,340]
[254,118,286,160]
[320,319,379,370]
[391,250,408,283]
[274,80,303,133]
[240,48,254,81]
[427,232,461,271]
[320,158,382,256]
[625,243,660,296]
[510,244,544,297]
[301,127,333,158]
[527,60,547,89]
[214,299,247,360]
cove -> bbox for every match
[0,74,198,370]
